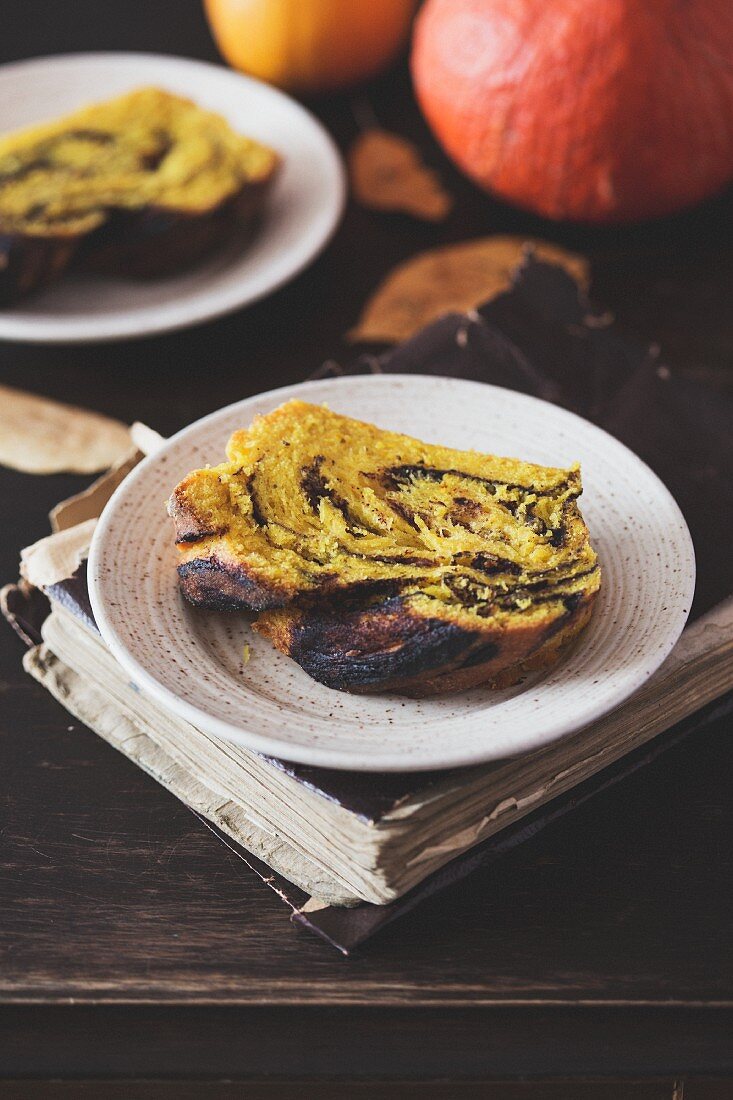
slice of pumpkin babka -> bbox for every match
[0,87,279,303]
[168,401,600,696]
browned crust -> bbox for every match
[253,588,598,697]
[177,553,293,613]
[0,231,79,306]
[81,168,278,279]
[397,599,596,696]
[168,478,296,612]
[0,161,279,303]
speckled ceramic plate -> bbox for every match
[0,52,345,343]
[88,375,695,772]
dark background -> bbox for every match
[1,2,732,1096]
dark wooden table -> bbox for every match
[1,3,732,1096]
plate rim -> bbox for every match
[0,51,346,344]
[88,373,696,772]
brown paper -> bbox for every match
[20,519,96,589]
[50,448,142,532]
[130,420,166,457]
[349,237,589,343]
[49,421,164,532]
[348,128,453,222]
[0,383,131,475]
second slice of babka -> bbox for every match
[0,87,279,302]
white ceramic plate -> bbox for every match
[0,52,345,343]
[88,374,695,772]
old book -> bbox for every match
[10,518,733,912]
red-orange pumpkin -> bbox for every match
[411,0,733,223]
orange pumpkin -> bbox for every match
[411,0,733,223]
[204,0,419,94]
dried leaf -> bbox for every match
[349,236,589,343]
[0,384,131,475]
[349,129,453,222]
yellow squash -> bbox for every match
[204,0,419,93]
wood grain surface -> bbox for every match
[3,1079,733,1099]
[0,0,731,1086]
